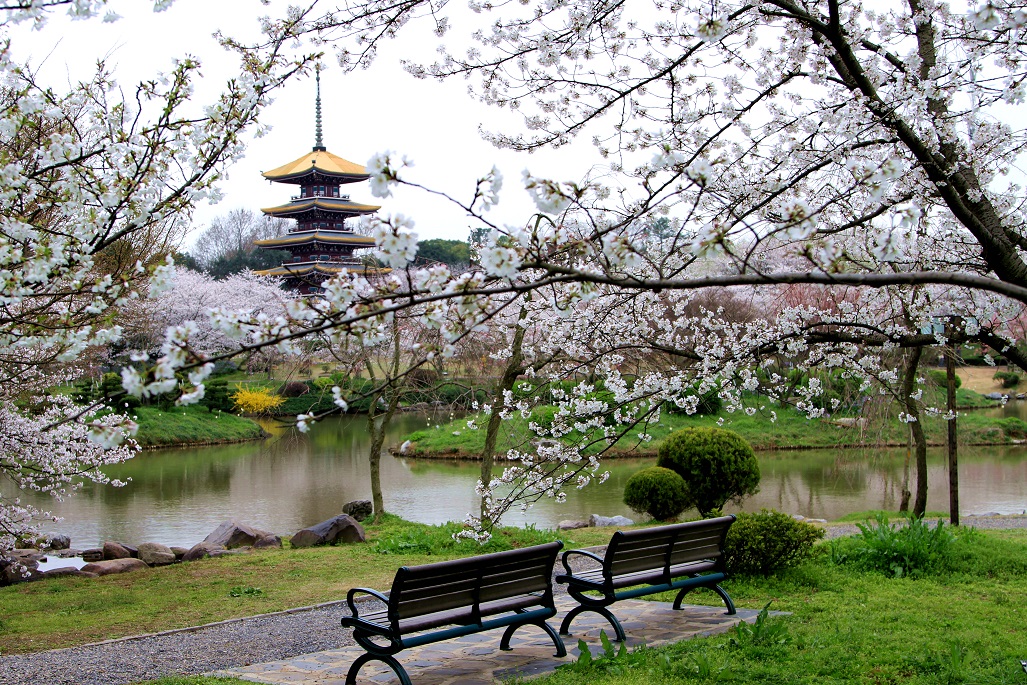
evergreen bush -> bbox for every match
[622,467,689,521]
[656,427,761,517]
[663,387,722,416]
[278,381,311,397]
[202,379,232,412]
[927,369,961,388]
[724,510,824,576]
[993,370,1020,388]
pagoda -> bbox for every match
[253,67,383,294]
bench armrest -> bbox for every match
[561,548,605,576]
[346,587,390,617]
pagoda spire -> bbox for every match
[313,64,325,152]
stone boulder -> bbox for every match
[80,558,149,576]
[170,546,189,560]
[341,500,373,522]
[103,541,133,560]
[558,520,589,530]
[38,567,98,581]
[46,534,72,550]
[137,542,177,566]
[1,555,40,586]
[589,514,635,527]
[254,534,282,549]
[81,548,104,562]
[182,541,227,562]
[290,514,365,548]
[203,520,272,549]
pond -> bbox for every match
[20,411,1027,549]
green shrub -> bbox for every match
[723,510,824,576]
[993,370,1020,388]
[927,369,961,388]
[98,372,122,401]
[836,514,955,577]
[656,427,761,517]
[995,417,1027,439]
[202,379,232,413]
[406,367,440,387]
[664,387,722,416]
[622,466,689,521]
[278,381,311,397]
[114,395,141,410]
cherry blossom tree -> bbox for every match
[119,268,288,362]
[0,0,314,559]
[107,0,1027,533]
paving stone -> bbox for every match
[218,596,774,685]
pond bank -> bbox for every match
[395,403,1027,459]
[132,405,267,449]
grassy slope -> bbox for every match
[402,391,1016,458]
[132,405,267,448]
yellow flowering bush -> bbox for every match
[231,387,285,415]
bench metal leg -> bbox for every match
[559,604,627,642]
[500,620,568,657]
[672,583,736,615]
[346,652,412,685]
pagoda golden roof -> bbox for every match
[261,198,381,217]
[253,263,390,277]
[253,230,378,248]
[262,149,370,182]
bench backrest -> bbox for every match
[388,540,563,626]
[604,515,735,579]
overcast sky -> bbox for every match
[8,0,603,246]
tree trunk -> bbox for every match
[899,424,912,513]
[367,409,386,522]
[901,346,929,517]
[480,319,527,524]
[364,328,403,524]
[946,322,960,526]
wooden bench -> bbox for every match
[340,541,567,685]
[555,515,736,641]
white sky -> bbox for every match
[6,0,603,247]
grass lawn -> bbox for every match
[0,515,611,655]
[533,527,1027,685]
[4,516,1027,685]
[132,405,267,448]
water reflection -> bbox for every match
[19,414,1027,549]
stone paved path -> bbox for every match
[220,595,765,685]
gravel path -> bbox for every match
[2,514,1025,685]
[0,600,358,685]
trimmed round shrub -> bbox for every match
[993,370,1020,388]
[724,510,825,576]
[278,381,311,397]
[656,427,761,517]
[927,369,961,388]
[406,367,441,387]
[622,467,689,521]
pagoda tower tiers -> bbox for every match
[253,67,383,295]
